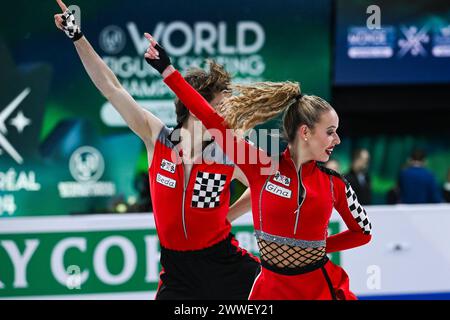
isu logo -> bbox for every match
[156,173,176,189]
[69,146,105,182]
[59,146,116,198]
[99,25,126,54]
[265,181,292,199]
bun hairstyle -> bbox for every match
[218,81,333,139]
[282,94,334,142]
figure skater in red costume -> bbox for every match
[144,34,372,300]
[54,0,259,300]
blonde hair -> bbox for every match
[282,95,334,142]
[218,81,333,140]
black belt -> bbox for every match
[160,233,234,259]
[261,255,329,276]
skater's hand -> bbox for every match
[143,33,173,75]
[54,0,83,41]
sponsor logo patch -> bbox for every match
[160,159,176,173]
[273,171,291,186]
[156,173,176,188]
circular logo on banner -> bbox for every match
[99,25,126,54]
[69,146,105,183]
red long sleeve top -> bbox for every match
[164,71,372,253]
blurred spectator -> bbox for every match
[399,149,442,204]
[134,171,152,212]
[442,169,450,203]
[325,159,340,172]
[104,171,153,213]
[345,148,372,205]
[386,184,400,204]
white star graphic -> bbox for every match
[10,111,31,133]
[442,26,450,37]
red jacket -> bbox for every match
[164,71,372,253]
[149,124,235,250]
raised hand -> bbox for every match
[143,33,172,75]
[54,0,83,41]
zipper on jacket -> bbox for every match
[175,148,190,240]
[259,175,272,231]
[291,159,306,234]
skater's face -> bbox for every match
[304,109,341,162]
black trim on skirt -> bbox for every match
[320,266,337,300]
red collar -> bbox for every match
[282,147,316,176]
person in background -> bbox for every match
[386,183,400,205]
[345,148,372,205]
[133,171,152,212]
[441,168,450,203]
[399,148,442,204]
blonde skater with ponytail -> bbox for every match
[145,34,372,300]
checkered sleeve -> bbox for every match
[326,175,372,253]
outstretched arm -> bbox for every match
[54,1,163,151]
[143,33,273,180]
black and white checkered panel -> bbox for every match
[345,185,372,235]
[61,9,81,40]
[191,172,227,208]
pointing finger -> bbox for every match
[56,0,68,12]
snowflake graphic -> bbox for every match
[441,25,450,37]
[398,25,430,57]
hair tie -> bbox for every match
[295,94,303,101]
